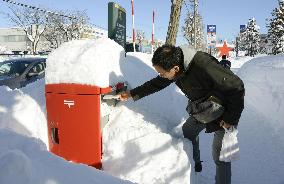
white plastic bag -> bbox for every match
[219,127,240,162]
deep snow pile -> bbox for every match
[237,54,284,134]
[230,54,267,69]
[0,129,132,184]
[46,39,125,87]
[0,82,48,144]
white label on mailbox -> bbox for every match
[64,100,74,108]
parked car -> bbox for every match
[0,57,46,89]
[125,42,140,53]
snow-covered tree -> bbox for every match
[237,29,247,52]
[5,5,46,54]
[4,5,91,51]
[136,30,145,52]
[259,34,269,54]
[42,13,66,49]
[182,11,206,51]
[42,11,90,49]
[267,0,284,55]
[64,11,90,41]
[242,18,260,56]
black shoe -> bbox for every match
[194,161,203,172]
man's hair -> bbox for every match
[222,55,227,59]
[152,44,184,71]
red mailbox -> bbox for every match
[45,83,112,169]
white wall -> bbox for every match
[0,28,28,52]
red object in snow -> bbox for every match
[216,41,233,58]
[45,83,112,169]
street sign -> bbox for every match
[207,25,217,47]
[240,25,246,33]
[207,25,216,33]
[108,2,126,48]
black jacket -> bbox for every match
[130,50,245,133]
[219,59,231,69]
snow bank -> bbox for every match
[103,106,190,184]
[46,38,125,87]
[0,80,48,145]
[238,54,284,129]
[230,56,253,69]
[0,129,132,184]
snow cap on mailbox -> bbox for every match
[45,38,125,88]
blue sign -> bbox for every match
[207,25,216,33]
[240,25,246,33]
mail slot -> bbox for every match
[45,83,112,169]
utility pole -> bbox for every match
[166,0,184,45]
[131,0,136,52]
[236,36,239,57]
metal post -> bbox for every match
[131,0,136,52]
[236,36,239,57]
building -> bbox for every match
[81,26,108,40]
[0,27,29,53]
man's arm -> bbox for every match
[129,75,173,101]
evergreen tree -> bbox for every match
[243,18,260,56]
[267,0,284,55]
[182,12,206,51]
[238,30,247,52]
[236,25,247,55]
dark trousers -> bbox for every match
[182,116,231,184]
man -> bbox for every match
[119,45,245,184]
[219,54,231,70]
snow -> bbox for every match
[46,38,125,87]
[0,38,284,184]
[0,84,48,145]
[0,45,11,54]
[0,129,132,184]
[237,54,284,130]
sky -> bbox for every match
[0,0,279,44]
[1,38,284,183]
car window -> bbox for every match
[28,62,45,76]
[0,61,29,77]
[0,63,11,76]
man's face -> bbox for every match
[153,65,180,80]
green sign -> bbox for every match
[108,2,126,48]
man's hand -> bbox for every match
[220,120,232,129]
[118,91,132,101]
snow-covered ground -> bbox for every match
[0,38,284,184]
[229,54,268,74]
